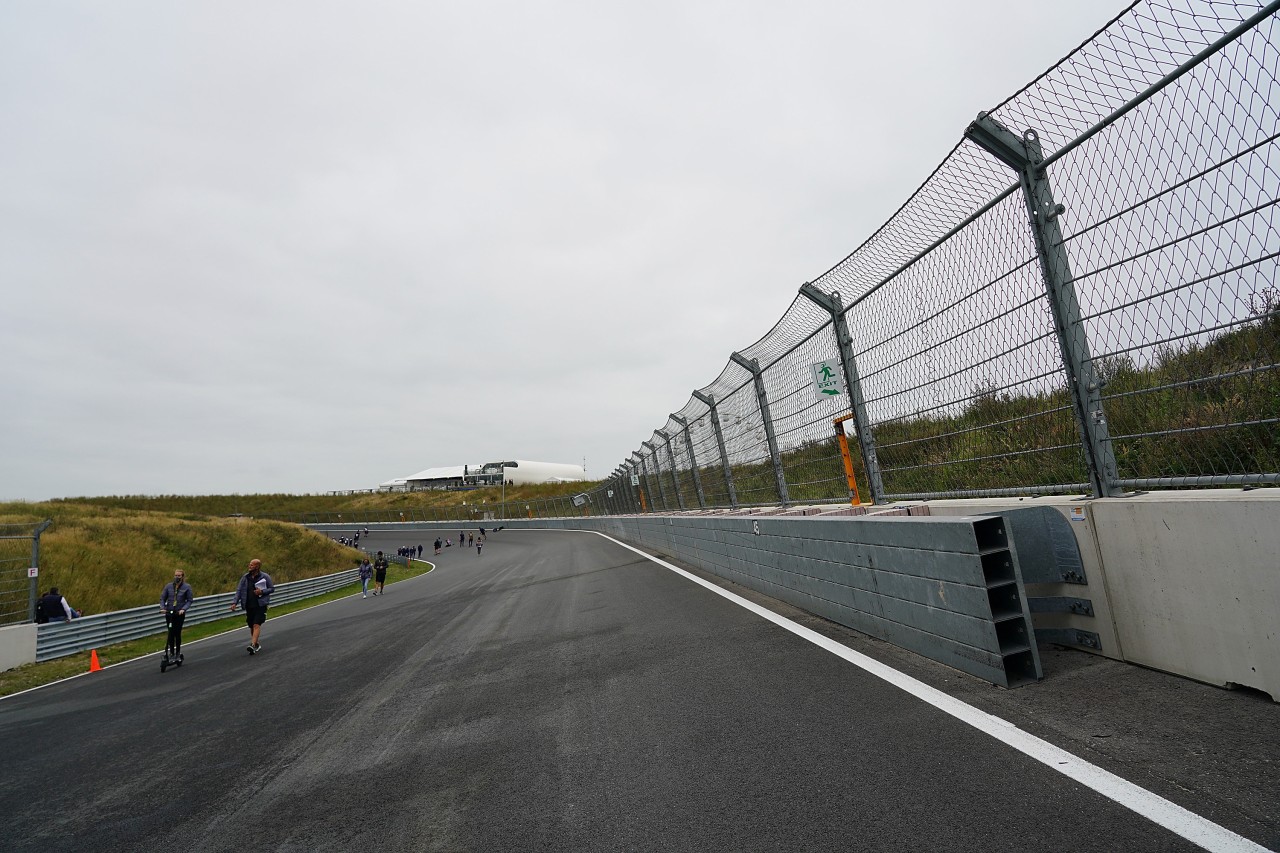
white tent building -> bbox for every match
[382,460,586,491]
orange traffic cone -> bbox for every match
[89,650,102,672]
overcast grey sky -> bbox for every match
[1,0,1124,500]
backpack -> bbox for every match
[35,599,48,624]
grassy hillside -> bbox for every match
[50,480,596,520]
[0,502,366,616]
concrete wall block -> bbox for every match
[0,623,38,673]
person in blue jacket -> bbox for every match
[230,559,274,655]
[358,559,373,599]
[159,569,193,662]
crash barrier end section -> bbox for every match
[922,490,1280,701]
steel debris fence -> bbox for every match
[592,0,1279,511]
[0,521,51,627]
[269,3,1277,526]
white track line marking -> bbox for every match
[596,532,1273,853]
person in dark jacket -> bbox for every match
[230,559,274,654]
[39,588,78,622]
[359,560,373,599]
[160,569,193,661]
[372,551,389,596]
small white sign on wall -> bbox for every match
[1069,506,1087,522]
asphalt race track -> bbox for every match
[1,529,1273,852]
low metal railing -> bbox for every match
[35,568,361,662]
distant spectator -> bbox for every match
[417,544,423,558]
[373,551,389,596]
[39,588,79,622]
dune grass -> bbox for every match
[0,503,368,616]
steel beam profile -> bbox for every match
[656,429,686,510]
[26,519,52,623]
[730,352,790,506]
[631,454,650,513]
[641,442,669,511]
[964,113,1120,498]
[692,390,738,508]
[671,414,706,508]
[798,283,886,503]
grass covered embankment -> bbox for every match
[0,501,367,616]
[48,480,600,521]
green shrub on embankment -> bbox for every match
[0,501,364,616]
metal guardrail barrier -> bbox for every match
[35,568,360,663]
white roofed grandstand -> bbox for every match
[379,460,585,492]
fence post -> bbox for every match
[799,283,887,503]
[641,442,671,510]
[692,391,738,508]
[28,520,52,623]
[965,113,1120,497]
[637,451,656,512]
[657,429,686,510]
[671,414,706,508]
[730,353,790,505]
[622,462,637,512]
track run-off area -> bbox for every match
[2,529,1276,852]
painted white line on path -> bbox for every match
[595,532,1274,853]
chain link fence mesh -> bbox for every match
[280,3,1277,521]
[582,0,1278,512]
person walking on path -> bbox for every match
[230,558,274,654]
[417,544,423,558]
[434,537,442,555]
[476,539,483,556]
[359,559,373,598]
[160,569,193,663]
[373,551,389,596]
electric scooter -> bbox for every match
[160,614,184,673]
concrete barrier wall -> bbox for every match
[0,623,36,673]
